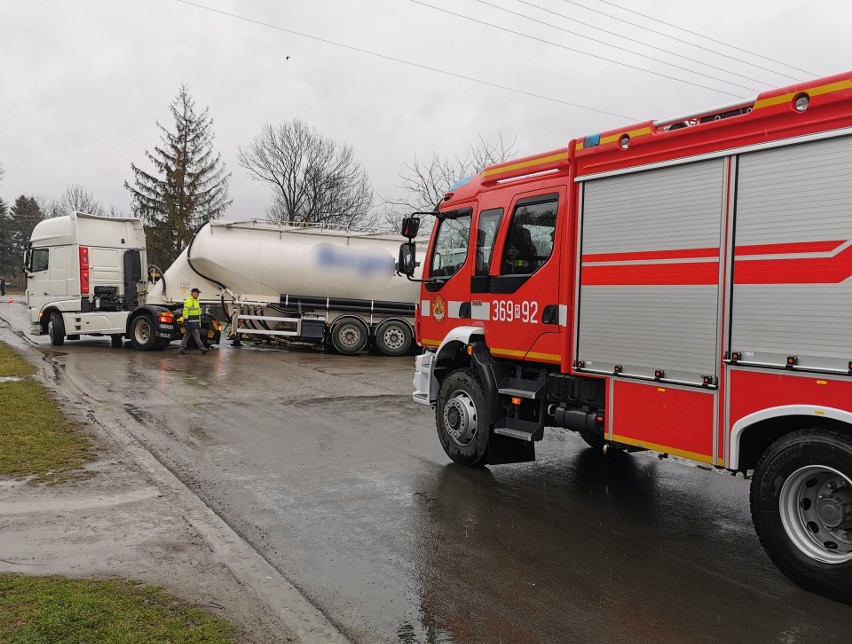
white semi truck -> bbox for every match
[26,212,422,355]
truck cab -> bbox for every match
[26,211,154,346]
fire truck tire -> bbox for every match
[750,428,852,603]
[48,312,65,346]
[436,368,489,468]
[375,320,413,356]
[331,318,369,355]
[129,315,157,351]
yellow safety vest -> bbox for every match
[183,296,202,322]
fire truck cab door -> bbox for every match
[483,188,563,363]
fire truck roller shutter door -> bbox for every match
[576,159,725,385]
[730,135,852,374]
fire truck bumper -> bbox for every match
[413,351,437,406]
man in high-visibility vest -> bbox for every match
[177,288,209,355]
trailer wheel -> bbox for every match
[331,318,369,355]
[750,428,852,603]
[129,315,157,351]
[436,368,489,468]
[48,312,65,346]
[375,319,413,356]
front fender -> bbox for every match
[413,326,484,406]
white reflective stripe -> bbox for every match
[421,299,431,316]
[471,301,491,321]
[448,301,464,318]
[558,304,568,327]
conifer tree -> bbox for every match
[0,196,44,280]
[125,85,231,268]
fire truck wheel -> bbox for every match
[129,315,157,351]
[750,429,852,603]
[48,312,65,346]
[331,318,369,355]
[375,320,413,356]
[436,369,489,468]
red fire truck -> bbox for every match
[398,71,852,602]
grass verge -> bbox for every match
[0,574,234,643]
[0,341,94,483]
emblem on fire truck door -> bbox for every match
[432,295,446,322]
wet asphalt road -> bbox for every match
[3,304,852,643]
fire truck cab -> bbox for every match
[399,71,852,602]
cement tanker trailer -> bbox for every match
[26,212,422,355]
[147,220,424,355]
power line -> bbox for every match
[562,0,810,81]
[593,0,817,78]
[507,0,777,88]
[409,0,746,98]
[468,0,764,92]
[170,0,636,120]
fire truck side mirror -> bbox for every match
[400,216,420,240]
[398,242,417,277]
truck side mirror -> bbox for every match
[400,216,420,240]
[398,242,417,276]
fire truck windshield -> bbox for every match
[429,213,471,279]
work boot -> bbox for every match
[202,348,209,355]
[178,349,187,355]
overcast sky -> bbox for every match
[1,0,849,221]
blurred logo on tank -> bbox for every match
[314,243,395,277]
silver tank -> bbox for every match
[147,220,423,306]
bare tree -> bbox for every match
[375,133,517,232]
[238,119,373,229]
[46,184,106,217]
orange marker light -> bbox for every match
[511,397,522,406]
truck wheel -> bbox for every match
[750,429,852,603]
[331,318,369,355]
[436,369,489,468]
[110,334,124,348]
[48,312,65,346]
[375,320,413,356]
[129,315,157,351]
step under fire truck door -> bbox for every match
[574,158,728,461]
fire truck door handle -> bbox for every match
[542,305,559,325]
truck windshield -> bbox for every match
[429,214,471,279]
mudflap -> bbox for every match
[468,341,537,465]
[487,431,536,465]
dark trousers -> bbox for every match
[179,320,203,350]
